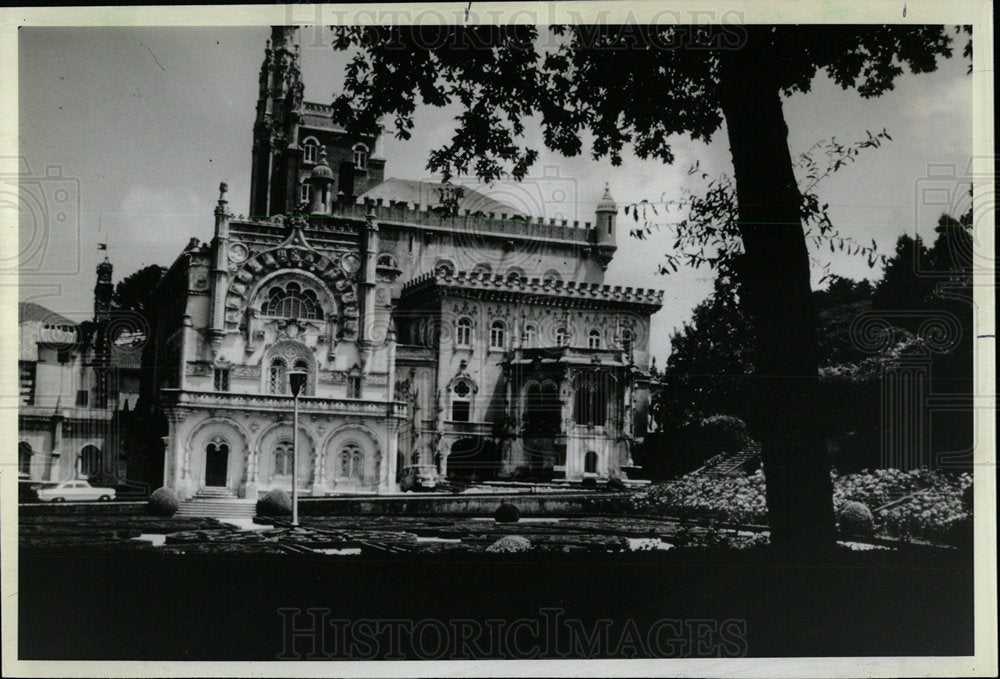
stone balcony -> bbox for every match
[160,389,408,419]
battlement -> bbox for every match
[336,199,596,244]
[402,269,664,309]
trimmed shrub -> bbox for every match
[148,487,179,517]
[581,477,598,490]
[257,489,292,517]
[837,501,875,537]
[486,535,532,553]
[494,503,520,523]
[605,476,627,492]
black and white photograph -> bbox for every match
[1,2,995,676]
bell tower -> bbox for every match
[249,26,304,218]
[94,256,113,321]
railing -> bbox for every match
[19,405,116,421]
[162,389,408,418]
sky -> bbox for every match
[16,26,973,364]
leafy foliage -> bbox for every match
[613,468,971,544]
[625,133,891,278]
[113,264,165,315]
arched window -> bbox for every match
[522,324,537,348]
[261,281,323,320]
[18,442,31,475]
[472,263,492,277]
[621,328,633,355]
[273,439,294,476]
[339,443,364,480]
[489,321,506,349]
[451,379,472,422]
[292,358,311,395]
[506,269,523,284]
[435,260,455,277]
[456,317,472,347]
[377,253,397,269]
[353,144,369,170]
[588,329,602,350]
[300,183,312,205]
[584,450,598,474]
[524,381,560,434]
[303,138,319,164]
[268,357,287,395]
[543,270,562,285]
[80,445,102,477]
[556,326,570,347]
[574,372,609,427]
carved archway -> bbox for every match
[224,244,360,340]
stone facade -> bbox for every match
[143,26,663,499]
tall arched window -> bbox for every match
[584,450,598,474]
[353,144,369,170]
[273,439,293,476]
[588,329,602,349]
[621,328,633,355]
[268,357,287,394]
[292,358,311,395]
[451,379,473,422]
[339,443,364,480]
[574,373,609,427]
[261,281,323,320]
[303,138,319,163]
[456,317,472,347]
[556,326,570,347]
[522,324,537,348]
[490,321,506,349]
[18,441,31,475]
[80,445,102,477]
[300,183,312,205]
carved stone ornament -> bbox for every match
[229,242,249,263]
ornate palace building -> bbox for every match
[144,27,663,500]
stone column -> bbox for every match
[310,444,325,496]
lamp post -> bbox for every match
[288,370,308,527]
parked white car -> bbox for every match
[36,480,116,502]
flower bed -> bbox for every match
[609,468,971,545]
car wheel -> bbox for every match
[53,497,65,502]
[99,495,111,501]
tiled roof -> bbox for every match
[18,302,77,327]
[359,178,527,219]
[402,269,664,310]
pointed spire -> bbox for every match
[597,182,616,212]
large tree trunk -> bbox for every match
[719,31,836,553]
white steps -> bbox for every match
[177,488,256,518]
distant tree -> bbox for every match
[330,23,970,551]
[113,264,165,317]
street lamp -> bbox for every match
[287,370,308,527]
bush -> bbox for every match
[581,477,598,490]
[486,535,532,553]
[257,489,292,516]
[699,414,751,453]
[494,503,520,523]
[605,476,627,492]
[837,501,874,537]
[148,487,179,517]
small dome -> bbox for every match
[596,183,616,212]
[310,147,334,179]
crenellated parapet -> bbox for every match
[401,269,664,311]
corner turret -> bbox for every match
[593,183,617,270]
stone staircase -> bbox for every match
[176,487,257,519]
[697,445,763,477]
